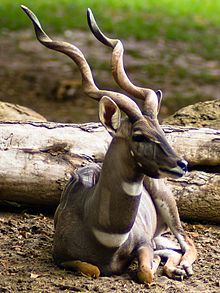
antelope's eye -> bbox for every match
[132,134,146,142]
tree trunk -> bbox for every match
[0,121,219,222]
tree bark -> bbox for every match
[0,121,110,205]
[0,121,219,222]
[167,172,220,223]
[163,125,220,166]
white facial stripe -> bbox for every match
[92,228,129,248]
[122,181,143,196]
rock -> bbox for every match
[0,101,46,122]
[163,99,220,129]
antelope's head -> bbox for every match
[22,6,187,179]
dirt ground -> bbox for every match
[0,208,219,293]
[0,30,220,292]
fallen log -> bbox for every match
[0,121,219,222]
[0,122,110,205]
[162,125,220,166]
[167,172,220,223]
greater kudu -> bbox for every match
[22,6,197,284]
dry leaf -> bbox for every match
[30,273,39,279]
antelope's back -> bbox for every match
[54,163,102,227]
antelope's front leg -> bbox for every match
[60,260,100,278]
[179,234,197,275]
[137,245,160,284]
[144,177,197,275]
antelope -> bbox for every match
[21,6,197,284]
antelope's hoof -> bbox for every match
[180,260,194,276]
[163,265,186,281]
[137,267,154,284]
[61,260,100,278]
[180,236,197,273]
[75,261,100,278]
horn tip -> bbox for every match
[20,5,28,12]
[87,8,92,15]
[20,5,35,21]
[20,5,35,22]
[87,7,95,28]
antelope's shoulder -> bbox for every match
[76,163,102,187]
[65,163,102,193]
[59,163,102,209]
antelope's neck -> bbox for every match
[86,137,144,247]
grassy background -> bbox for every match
[1,0,220,59]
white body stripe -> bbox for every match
[92,228,129,248]
[122,181,143,196]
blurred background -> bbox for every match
[0,0,220,123]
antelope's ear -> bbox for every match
[99,96,121,135]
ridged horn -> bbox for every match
[87,8,162,117]
[21,5,143,122]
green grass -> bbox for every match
[1,0,220,59]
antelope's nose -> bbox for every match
[177,160,188,172]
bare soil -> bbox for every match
[0,30,220,292]
[0,208,219,293]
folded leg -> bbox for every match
[136,245,154,284]
[154,236,186,280]
[60,260,100,278]
[144,177,197,276]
